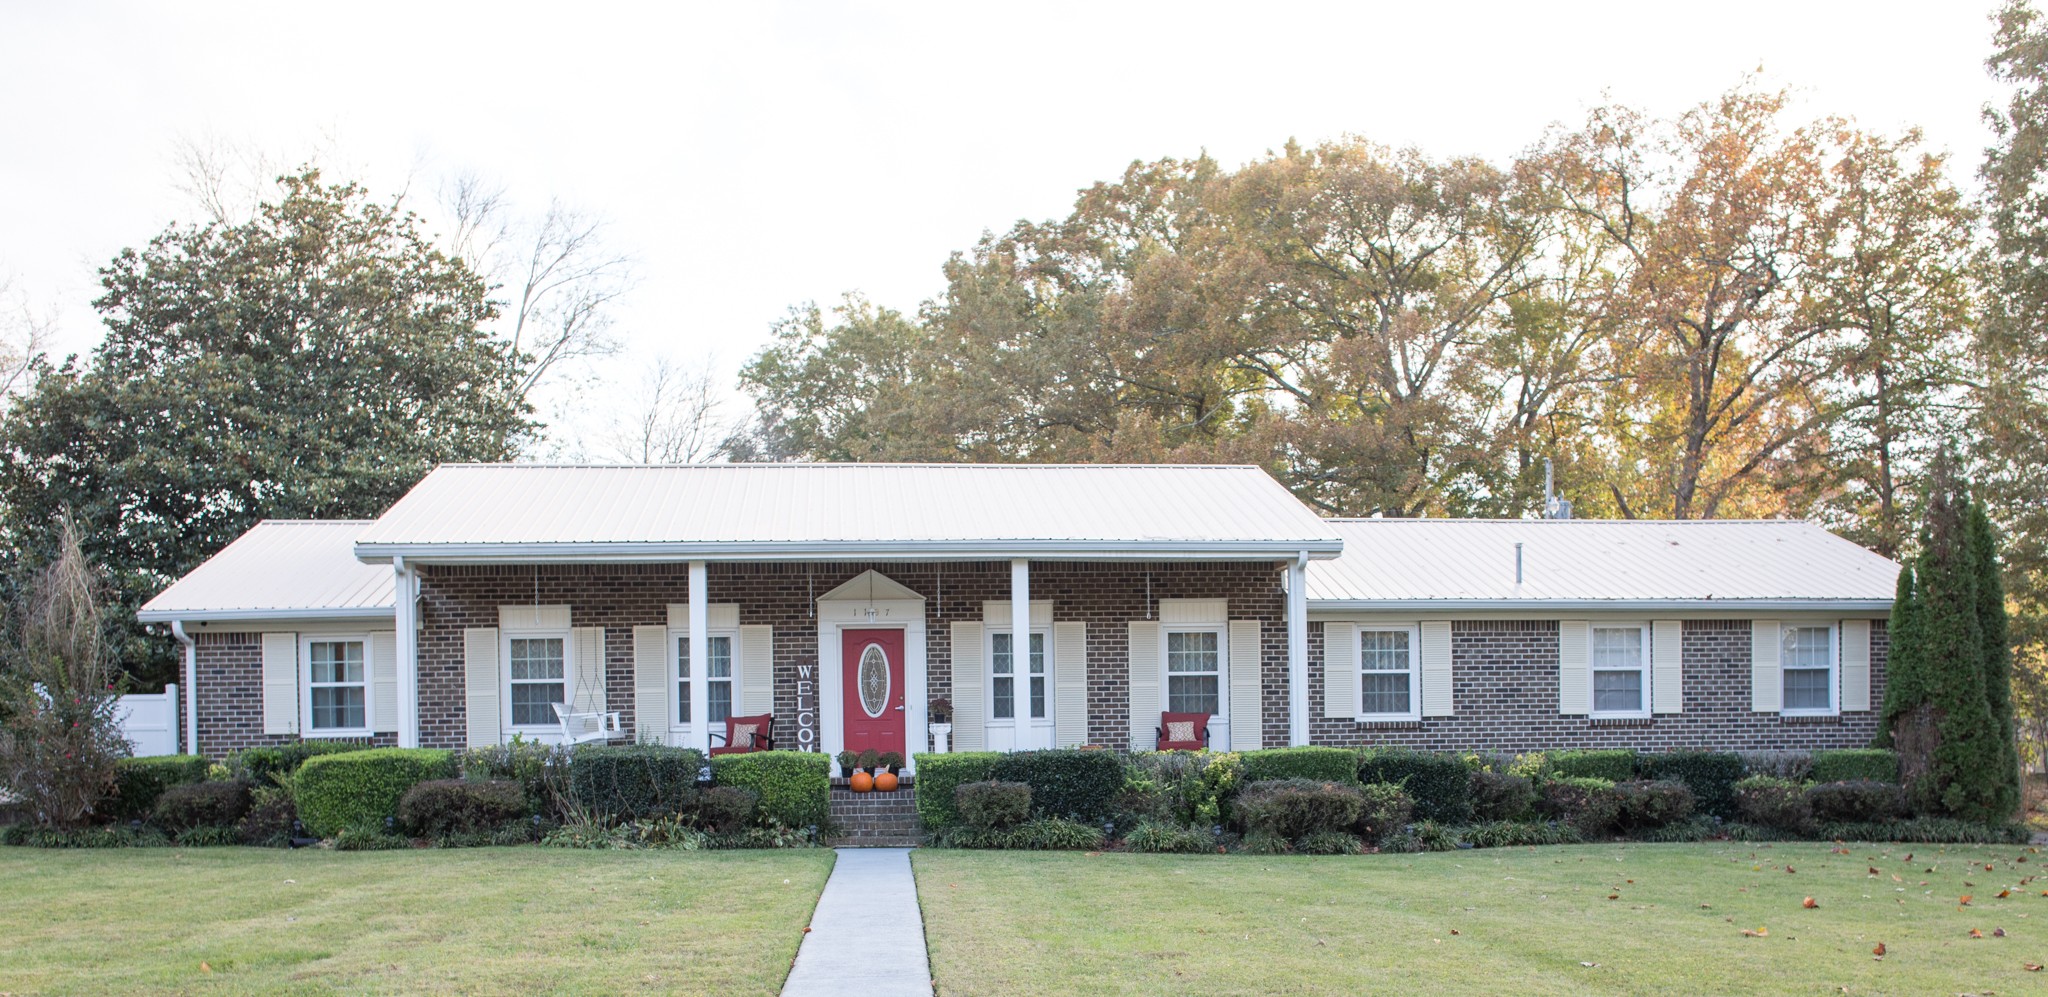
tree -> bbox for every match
[600,357,734,464]
[0,169,535,686]
[0,514,127,828]
[1969,498,2022,804]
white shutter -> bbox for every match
[633,625,670,744]
[1229,620,1263,751]
[464,627,501,747]
[1420,621,1453,717]
[1841,618,1872,712]
[1751,620,1782,713]
[261,632,298,735]
[572,627,606,715]
[950,621,985,752]
[1651,620,1683,714]
[1558,620,1590,715]
[739,624,774,715]
[1053,621,1088,747]
[1128,620,1161,750]
[1323,622,1357,719]
[370,630,398,733]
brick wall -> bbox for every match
[188,631,398,757]
[414,560,1292,753]
[1303,618,1889,752]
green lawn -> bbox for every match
[0,846,835,996]
[915,842,2048,995]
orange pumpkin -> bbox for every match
[874,771,899,792]
[849,770,874,792]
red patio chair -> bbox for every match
[709,713,775,756]
[1156,711,1211,751]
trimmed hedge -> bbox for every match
[1638,751,1744,819]
[913,752,1001,830]
[110,755,210,821]
[990,749,1124,823]
[1811,749,1900,785]
[1539,776,1623,837]
[1239,747,1359,785]
[151,781,253,832]
[232,739,372,787]
[695,786,760,834]
[1468,770,1536,822]
[1234,779,1365,840]
[1356,749,1472,823]
[1806,779,1904,823]
[397,779,527,837]
[570,745,704,822]
[1549,749,1637,783]
[1356,782,1414,843]
[1614,779,1695,831]
[709,751,829,830]
[956,781,1032,831]
[296,748,456,837]
[1734,775,1813,834]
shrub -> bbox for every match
[1004,816,1106,850]
[1468,770,1536,822]
[1296,831,1363,855]
[1637,816,1718,843]
[458,739,563,815]
[1380,820,1460,853]
[1614,779,1695,831]
[990,749,1124,823]
[1,823,170,848]
[1538,777,1623,837]
[1817,817,2029,844]
[1737,750,1813,781]
[1639,751,1745,819]
[1239,829,1293,854]
[955,781,1032,832]
[1355,782,1415,843]
[1233,779,1365,841]
[174,825,241,847]
[231,739,371,787]
[295,748,456,837]
[397,779,527,837]
[693,785,760,834]
[1734,775,1814,834]
[568,745,703,822]
[237,784,298,846]
[1806,780,1904,823]
[109,755,211,822]
[1548,749,1637,783]
[1356,749,1471,823]
[331,821,411,851]
[710,751,829,830]
[1239,747,1359,785]
[1459,820,1584,848]
[151,780,253,832]
[1811,749,1901,785]
[913,752,1000,830]
[1120,751,1241,829]
[1123,820,1210,853]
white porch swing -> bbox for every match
[551,657,622,745]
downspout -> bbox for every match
[1288,552,1309,746]
[394,557,419,749]
[170,621,198,756]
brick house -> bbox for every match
[137,464,1900,766]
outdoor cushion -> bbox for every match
[709,713,776,756]
[1156,711,1210,751]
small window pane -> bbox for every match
[1593,670,1642,713]
[708,680,732,724]
[677,680,691,723]
[1784,668,1831,711]
[992,632,1014,676]
[1030,675,1047,719]
[992,676,1014,719]
[1167,675,1219,715]
[309,641,364,684]
[1361,672,1410,715]
[510,682,564,726]
[510,638,564,681]
[1167,631,1219,672]
[708,636,732,679]
[1360,630,1409,671]
[1785,627,1831,669]
[310,686,365,730]
[1591,628,1642,669]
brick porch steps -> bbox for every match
[828,783,923,847]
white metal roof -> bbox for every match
[352,463,1345,562]
[1306,518,1899,612]
[138,521,393,622]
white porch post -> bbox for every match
[1288,553,1309,746]
[1011,558,1030,747]
[394,558,419,748]
[689,560,711,753]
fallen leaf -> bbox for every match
[1742,927,1770,938]
[1962,895,1976,906]
[199,963,212,974]
[1989,863,1997,872]
[2026,962,2043,972]
[1892,874,1903,882]
[1786,866,1797,874]
[1995,927,2008,937]
[802,926,812,933]
[1606,893,1619,900]
[1450,929,1461,935]
[1872,942,1887,957]
[1803,897,1818,909]
[1579,961,1599,968]
[1869,867,1881,876]
[1971,929,1985,938]
[2002,889,2014,899]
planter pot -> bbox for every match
[849,771,874,793]
[874,771,900,792]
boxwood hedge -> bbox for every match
[109,754,211,822]
[296,748,457,837]
[1637,750,1745,819]
[569,745,705,821]
[709,750,829,830]
[1810,748,1900,784]
[1238,747,1359,785]
[913,752,1001,830]
[1548,749,1637,783]
[990,749,1124,823]
[1355,749,1471,823]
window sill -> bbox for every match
[1355,719,1423,730]
[302,730,373,739]
[1779,713,1842,725]
[1588,716,1653,728]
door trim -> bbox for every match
[817,575,926,776]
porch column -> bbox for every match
[394,558,418,749]
[1011,558,1030,744]
[689,560,711,754]
[1287,553,1309,746]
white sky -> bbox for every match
[0,0,2012,451]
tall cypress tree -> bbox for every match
[1968,498,2022,816]
[1879,564,1923,751]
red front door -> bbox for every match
[842,628,906,757]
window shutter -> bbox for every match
[1228,620,1263,751]
[1841,618,1872,711]
[632,625,669,744]
[1751,619,1782,713]
[464,627,501,747]
[950,621,984,752]
[1558,620,1590,715]
[261,632,298,735]
[572,627,606,715]
[1651,620,1683,714]
[1053,621,1087,747]
[1323,622,1357,719]
[1127,620,1161,751]
[739,624,774,715]
[370,630,398,733]
[1420,621,1453,717]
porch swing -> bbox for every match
[551,674,623,745]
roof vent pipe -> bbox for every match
[1515,542,1524,585]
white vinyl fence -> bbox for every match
[115,684,180,757]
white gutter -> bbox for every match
[1308,598,1895,613]
[137,606,396,624]
[353,539,1345,564]
[169,621,198,756]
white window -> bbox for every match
[990,630,1048,721]
[506,635,567,729]
[676,633,736,726]
[1590,624,1649,718]
[303,636,369,735]
[1166,629,1222,716]
[1782,624,1837,715]
[1358,626,1420,720]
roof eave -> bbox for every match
[354,539,1345,564]
[136,606,397,624]
[1307,598,1895,613]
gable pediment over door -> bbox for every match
[817,569,924,604]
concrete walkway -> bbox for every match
[782,848,932,997]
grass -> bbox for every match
[0,846,835,996]
[916,841,2048,995]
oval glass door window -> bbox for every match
[858,644,890,718]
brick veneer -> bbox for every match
[1300,619,1890,752]
[187,631,398,757]
[413,560,1291,753]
